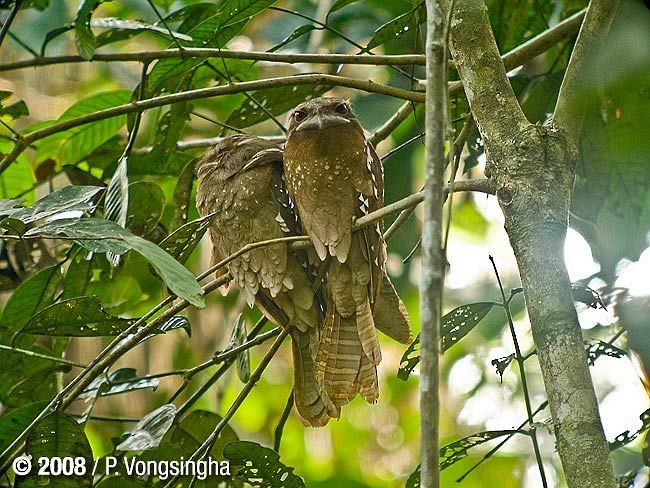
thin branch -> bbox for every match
[274,389,294,452]
[420,0,450,486]
[553,0,620,143]
[0,0,22,50]
[164,328,291,488]
[173,317,268,415]
[490,256,548,487]
[0,50,425,72]
[0,343,86,369]
[369,101,420,146]
[0,74,424,175]
[448,0,528,148]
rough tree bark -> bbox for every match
[448,0,619,486]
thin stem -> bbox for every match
[274,389,294,452]
[173,317,269,415]
[489,255,547,487]
[0,344,86,369]
[0,50,425,72]
[0,73,424,175]
[164,328,291,488]
[0,0,21,50]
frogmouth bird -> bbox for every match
[195,134,334,426]
[283,97,411,412]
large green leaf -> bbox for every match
[0,401,47,454]
[224,441,305,487]
[15,412,93,487]
[7,185,102,224]
[30,91,131,167]
[24,218,205,307]
[126,181,165,236]
[20,296,135,337]
[0,265,62,331]
[364,3,425,52]
[146,0,278,94]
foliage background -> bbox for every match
[0,0,649,486]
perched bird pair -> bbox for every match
[195,97,411,427]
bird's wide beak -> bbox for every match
[296,111,350,132]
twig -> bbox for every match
[369,101,420,146]
[489,256,548,487]
[0,74,424,175]
[0,50,425,72]
[274,389,295,452]
[0,0,22,50]
[0,344,85,369]
[164,328,291,488]
[173,317,268,415]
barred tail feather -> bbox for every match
[290,330,336,426]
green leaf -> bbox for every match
[148,100,194,174]
[226,85,329,129]
[405,430,521,487]
[0,265,62,331]
[224,441,305,487]
[159,213,212,264]
[117,404,176,451]
[15,411,93,487]
[0,198,23,216]
[364,3,425,52]
[79,368,159,400]
[328,0,358,15]
[8,185,102,224]
[139,315,191,344]
[0,91,29,119]
[93,17,193,46]
[25,218,205,307]
[31,91,131,166]
[126,181,165,236]
[63,248,94,299]
[231,314,250,382]
[398,302,495,380]
[268,24,316,52]
[0,401,47,454]
[0,141,34,200]
[146,0,278,95]
[20,296,135,336]
[171,158,197,231]
[74,0,101,60]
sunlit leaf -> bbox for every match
[398,302,496,380]
[79,368,159,401]
[8,185,102,224]
[138,315,191,344]
[117,404,176,451]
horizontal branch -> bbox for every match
[0,74,425,175]
[0,49,426,73]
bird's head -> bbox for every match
[286,97,359,137]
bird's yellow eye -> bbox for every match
[335,103,349,115]
[294,110,307,122]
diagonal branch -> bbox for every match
[448,0,529,148]
[0,74,424,176]
[553,0,621,143]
